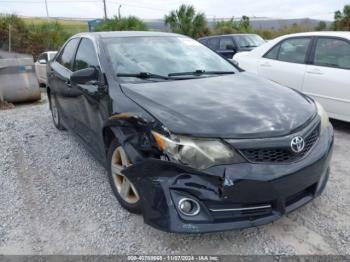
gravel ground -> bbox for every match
[0,93,349,255]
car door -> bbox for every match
[302,37,350,121]
[257,37,312,91]
[71,37,109,156]
[49,38,81,129]
[218,37,236,58]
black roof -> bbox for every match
[74,31,184,39]
[198,34,259,40]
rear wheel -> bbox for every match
[107,139,141,213]
[49,93,65,130]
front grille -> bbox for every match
[240,125,320,164]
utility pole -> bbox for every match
[118,4,122,19]
[103,0,107,19]
[8,24,11,53]
[44,0,50,20]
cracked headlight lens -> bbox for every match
[315,101,330,133]
[152,131,244,170]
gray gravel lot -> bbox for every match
[0,94,349,255]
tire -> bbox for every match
[107,139,141,214]
[49,93,65,130]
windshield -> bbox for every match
[103,36,237,81]
[235,35,265,48]
[48,52,57,61]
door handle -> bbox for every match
[306,68,323,75]
[65,80,72,88]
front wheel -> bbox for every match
[107,139,141,214]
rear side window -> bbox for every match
[263,37,311,64]
[313,38,350,70]
[73,38,99,71]
[219,37,234,50]
[37,53,48,62]
[56,38,80,70]
[208,38,219,50]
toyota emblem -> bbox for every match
[291,136,305,153]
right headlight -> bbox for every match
[152,131,244,170]
[315,101,330,133]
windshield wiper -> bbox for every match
[117,72,171,80]
[168,70,235,77]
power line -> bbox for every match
[44,0,49,19]
[102,0,107,19]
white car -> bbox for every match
[35,51,57,87]
[233,32,350,122]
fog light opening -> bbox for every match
[178,198,200,216]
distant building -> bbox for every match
[88,19,103,32]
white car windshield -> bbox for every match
[103,36,237,81]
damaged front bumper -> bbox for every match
[122,126,334,233]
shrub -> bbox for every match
[94,16,147,31]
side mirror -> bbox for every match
[71,67,99,85]
[38,59,47,64]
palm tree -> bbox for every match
[333,5,350,30]
[213,18,240,34]
[164,5,209,38]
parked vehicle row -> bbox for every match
[233,32,350,122]
[46,31,333,233]
[198,33,265,58]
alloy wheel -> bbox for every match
[51,97,59,126]
[111,146,140,204]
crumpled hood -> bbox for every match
[121,72,316,138]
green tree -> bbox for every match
[213,16,253,35]
[0,14,28,52]
[314,21,327,31]
[26,21,71,58]
[239,15,253,32]
[0,14,72,57]
[94,16,147,31]
[213,18,240,34]
[164,4,209,38]
[333,5,350,30]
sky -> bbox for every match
[0,0,348,21]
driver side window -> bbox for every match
[219,37,234,50]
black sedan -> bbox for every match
[47,31,333,233]
[198,34,265,58]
